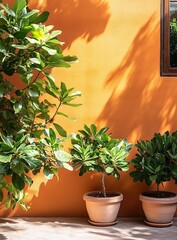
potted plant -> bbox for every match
[70,124,132,226]
[0,0,81,210]
[130,131,177,227]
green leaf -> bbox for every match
[20,148,39,158]
[0,189,3,202]
[113,169,120,179]
[37,112,50,120]
[12,173,25,190]
[23,158,41,169]
[70,91,81,97]
[57,112,76,120]
[61,82,67,92]
[0,153,12,163]
[34,11,49,24]
[22,9,39,19]
[28,86,40,97]
[13,102,22,113]
[43,99,56,108]
[33,130,44,138]
[0,86,3,97]
[11,44,27,49]
[4,68,15,76]
[42,46,57,55]
[0,17,7,26]
[30,58,41,65]
[12,158,26,173]
[0,134,13,147]
[0,3,16,17]
[4,196,12,210]
[90,124,97,137]
[48,39,62,45]
[2,110,10,120]
[44,129,50,138]
[46,55,71,68]
[106,166,114,174]
[120,166,129,171]
[13,0,26,14]
[47,30,62,40]
[53,123,67,137]
[0,143,13,151]
[43,166,54,179]
[44,72,55,82]
[19,201,30,211]
[54,150,72,162]
[83,124,92,135]
[63,102,81,107]
[15,90,23,96]
[24,175,33,186]
[14,129,26,142]
[97,126,109,136]
[45,86,57,98]
[26,37,39,44]
[49,128,56,144]
[62,55,78,62]
[14,27,32,39]
[72,144,83,154]
[63,162,73,171]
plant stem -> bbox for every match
[102,171,106,197]
[46,99,62,124]
[22,71,42,91]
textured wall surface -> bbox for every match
[3,0,177,218]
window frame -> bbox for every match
[161,0,177,76]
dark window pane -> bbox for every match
[170,2,177,67]
[161,0,177,76]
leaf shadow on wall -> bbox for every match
[99,14,177,140]
[97,14,177,217]
[29,0,111,49]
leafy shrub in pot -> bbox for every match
[70,124,132,225]
[130,131,177,226]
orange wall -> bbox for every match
[3,0,177,217]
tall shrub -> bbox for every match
[0,0,80,210]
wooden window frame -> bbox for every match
[161,0,177,76]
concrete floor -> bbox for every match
[0,217,177,240]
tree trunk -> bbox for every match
[102,172,106,197]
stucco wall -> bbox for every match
[3,0,177,217]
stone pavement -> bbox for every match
[0,217,176,240]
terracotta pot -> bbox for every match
[83,191,123,225]
[140,191,177,226]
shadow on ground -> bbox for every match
[0,217,175,240]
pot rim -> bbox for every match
[83,191,123,203]
[139,191,177,204]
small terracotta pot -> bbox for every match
[140,191,177,225]
[83,191,123,225]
